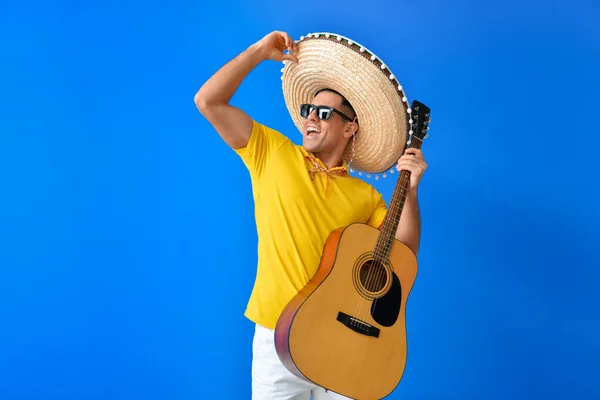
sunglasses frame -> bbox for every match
[300,104,354,122]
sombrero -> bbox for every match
[281,32,412,177]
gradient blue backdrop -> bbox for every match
[1,0,599,399]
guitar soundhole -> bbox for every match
[359,260,387,293]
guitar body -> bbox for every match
[274,222,418,400]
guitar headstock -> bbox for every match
[407,100,431,149]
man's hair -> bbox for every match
[314,88,356,120]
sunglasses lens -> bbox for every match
[317,107,332,120]
[300,104,312,118]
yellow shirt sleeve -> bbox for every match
[234,120,289,179]
[367,194,388,229]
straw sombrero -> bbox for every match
[281,32,412,177]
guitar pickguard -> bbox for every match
[370,272,402,327]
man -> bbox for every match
[194,30,427,400]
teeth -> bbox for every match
[307,127,320,133]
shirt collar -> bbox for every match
[300,146,349,180]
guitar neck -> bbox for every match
[373,100,430,263]
[374,138,422,262]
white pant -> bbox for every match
[251,323,352,400]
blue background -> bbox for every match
[1,0,599,399]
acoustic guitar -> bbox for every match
[274,100,431,400]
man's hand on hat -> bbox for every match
[396,148,427,193]
[255,31,298,63]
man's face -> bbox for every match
[302,91,354,154]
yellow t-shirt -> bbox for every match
[234,120,388,329]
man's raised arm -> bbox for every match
[194,31,298,150]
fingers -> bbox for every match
[268,31,298,63]
[396,154,427,172]
[288,32,299,52]
[396,148,425,168]
[276,31,295,53]
[282,32,298,53]
[281,53,298,63]
[282,38,297,61]
[282,33,292,50]
[396,160,425,171]
[404,148,423,158]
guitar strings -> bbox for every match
[371,169,411,312]
[364,137,421,319]
[354,166,411,323]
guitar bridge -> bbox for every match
[336,311,380,338]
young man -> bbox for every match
[195,30,427,400]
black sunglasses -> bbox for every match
[300,104,354,122]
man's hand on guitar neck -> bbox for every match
[395,148,427,195]
[393,147,427,255]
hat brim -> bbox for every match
[281,33,412,175]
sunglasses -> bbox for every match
[300,104,354,122]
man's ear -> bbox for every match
[344,119,358,138]
[343,124,354,138]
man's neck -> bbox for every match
[312,150,344,170]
